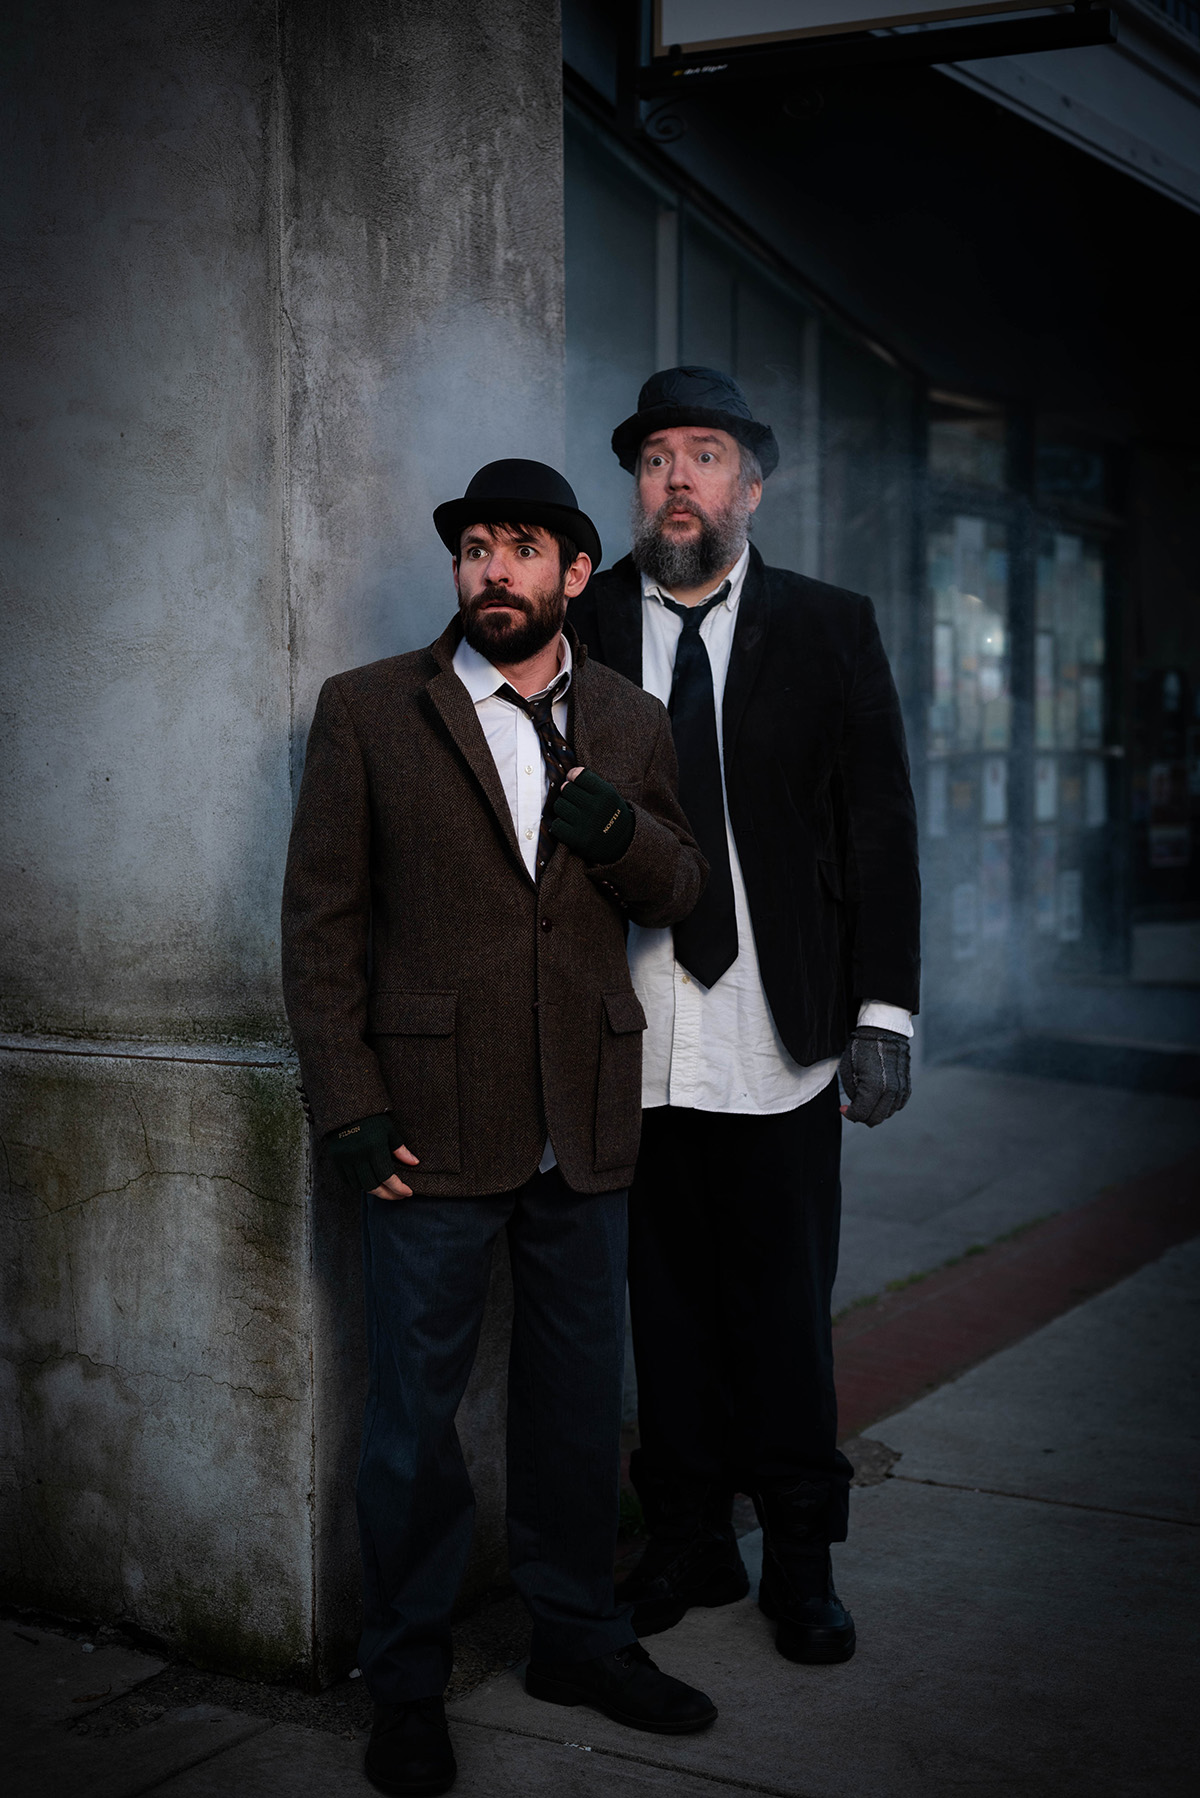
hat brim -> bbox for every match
[611,405,778,478]
[433,497,602,569]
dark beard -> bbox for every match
[461,578,567,664]
[631,493,751,590]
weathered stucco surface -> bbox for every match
[0,1049,314,1676]
[1,0,565,1681]
[0,0,290,1044]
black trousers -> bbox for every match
[357,1167,635,1704]
[627,1081,851,1540]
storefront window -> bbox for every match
[563,105,904,619]
[1033,532,1108,953]
[928,516,1011,755]
[929,393,1007,490]
[925,513,1012,996]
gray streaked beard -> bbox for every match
[630,491,752,590]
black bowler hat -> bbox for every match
[611,366,779,478]
[433,459,602,567]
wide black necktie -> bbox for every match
[661,585,739,987]
[496,670,574,881]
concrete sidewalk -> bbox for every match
[835,1062,1200,1309]
[7,1231,1197,1796]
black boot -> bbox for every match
[525,1641,717,1734]
[754,1480,856,1665]
[364,1696,457,1796]
[616,1457,749,1637]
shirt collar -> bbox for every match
[640,540,751,614]
[452,628,572,706]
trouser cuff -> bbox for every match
[529,1615,636,1666]
[360,1643,451,1706]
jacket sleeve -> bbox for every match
[280,677,392,1138]
[838,598,921,1014]
[589,700,708,929]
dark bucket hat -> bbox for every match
[611,365,779,478]
[433,459,602,567]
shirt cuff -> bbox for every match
[857,1001,914,1038]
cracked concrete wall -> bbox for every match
[2,0,565,1681]
[1,1050,314,1675]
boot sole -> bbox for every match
[524,1667,717,1734]
[759,1592,856,1665]
[775,1625,856,1665]
[363,1754,457,1797]
[631,1569,751,1638]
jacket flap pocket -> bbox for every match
[603,989,647,1034]
[368,991,457,1035]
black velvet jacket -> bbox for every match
[570,547,921,1065]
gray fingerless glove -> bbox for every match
[550,768,635,864]
[324,1112,405,1193]
[838,1026,912,1127]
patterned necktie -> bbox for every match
[495,669,574,880]
[660,583,739,987]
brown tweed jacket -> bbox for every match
[281,617,705,1196]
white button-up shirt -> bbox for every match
[629,543,912,1114]
[453,630,570,1169]
[452,632,571,881]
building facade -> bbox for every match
[562,0,1200,1070]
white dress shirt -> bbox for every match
[452,630,571,1169]
[629,543,912,1114]
[452,632,572,880]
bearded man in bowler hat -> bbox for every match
[282,460,714,1796]
[571,370,921,1666]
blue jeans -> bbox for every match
[356,1167,635,1702]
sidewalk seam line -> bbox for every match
[452,1713,815,1796]
[104,1718,274,1797]
[892,1475,1200,1526]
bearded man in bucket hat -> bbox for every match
[281,459,714,1795]
[571,370,921,1668]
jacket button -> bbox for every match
[541,917,552,931]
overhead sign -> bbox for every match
[654,0,1037,55]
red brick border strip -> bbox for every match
[834,1149,1200,1440]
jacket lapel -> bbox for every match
[425,618,532,884]
[595,556,643,688]
[564,622,594,771]
[722,546,771,765]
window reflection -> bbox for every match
[926,512,1012,979]
[1033,532,1108,948]
[928,515,1011,756]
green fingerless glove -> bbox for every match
[324,1112,405,1194]
[550,768,635,864]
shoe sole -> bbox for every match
[631,1570,751,1638]
[524,1668,718,1735]
[759,1592,856,1665]
[363,1762,457,1797]
[774,1624,856,1664]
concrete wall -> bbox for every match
[1,0,565,1683]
